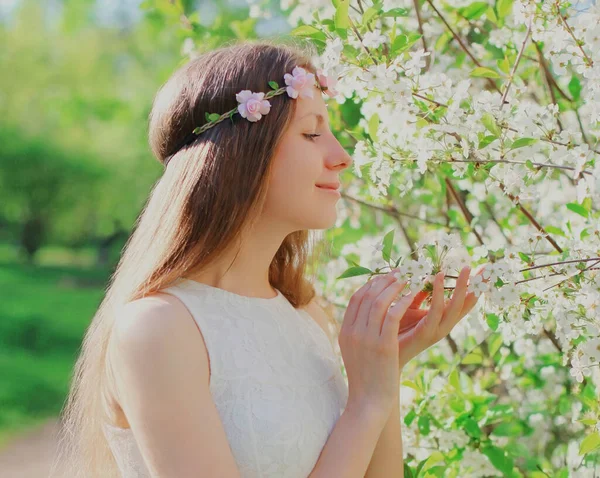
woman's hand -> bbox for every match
[387,265,487,370]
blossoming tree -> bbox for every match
[274,0,600,475]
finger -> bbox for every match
[354,274,398,330]
[457,266,487,317]
[398,309,428,333]
[442,266,471,322]
[342,275,383,333]
[366,279,408,338]
[381,289,418,338]
[422,271,445,329]
[440,266,471,334]
[409,289,430,309]
[389,270,425,307]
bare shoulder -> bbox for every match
[299,294,338,348]
[106,293,241,476]
[107,292,211,404]
[112,292,198,347]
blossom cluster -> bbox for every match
[283,0,600,474]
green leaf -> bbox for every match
[449,369,461,390]
[391,34,408,55]
[518,252,531,263]
[462,352,483,365]
[433,31,451,51]
[414,458,428,478]
[497,56,511,74]
[567,202,590,218]
[381,7,409,17]
[580,431,600,455]
[368,113,380,142]
[510,137,538,150]
[545,225,566,237]
[382,229,394,262]
[402,379,422,393]
[418,415,431,435]
[492,421,524,436]
[391,33,422,55]
[486,313,500,331]
[459,1,489,19]
[337,266,372,279]
[569,75,582,102]
[422,452,445,472]
[404,463,415,478]
[207,113,221,122]
[362,6,380,26]
[268,80,279,90]
[581,228,590,239]
[404,408,417,426]
[496,0,514,19]
[471,67,502,79]
[463,417,482,437]
[478,134,498,149]
[481,445,514,474]
[481,113,502,137]
[486,5,499,23]
[334,0,350,29]
[422,466,446,477]
[488,333,503,357]
[290,25,327,43]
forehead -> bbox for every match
[294,87,329,120]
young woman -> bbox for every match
[51,39,482,478]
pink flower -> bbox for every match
[317,69,339,98]
[236,90,271,122]
[284,66,316,99]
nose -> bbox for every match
[326,135,353,171]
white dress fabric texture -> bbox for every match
[102,278,349,477]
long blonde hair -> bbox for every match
[50,38,334,478]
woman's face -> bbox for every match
[265,86,353,231]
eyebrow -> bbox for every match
[299,112,328,123]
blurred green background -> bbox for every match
[0,0,297,454]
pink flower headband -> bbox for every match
[164,66,339,167]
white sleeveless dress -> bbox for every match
[102,278,349,477]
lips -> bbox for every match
[316,182,341,190]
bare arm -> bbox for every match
[302,297,396,478]
[309,402,389,478]
[364,394,403,478]
[108,294,242,478]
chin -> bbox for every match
[306,208,338,230]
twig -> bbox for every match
[412,0,431,71]
[500,18,533,109]
[496,182,564,253]
[341,192,458,228]
[445,179,485,245]
[424,0,502,95]
[555,2,594,67]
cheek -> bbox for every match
[270,144,320,193]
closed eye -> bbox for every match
[303,134,321,142]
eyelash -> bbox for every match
[304,134,321,142]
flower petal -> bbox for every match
[286,86,298,99]
[236,90,253,103]
[259,100,271,115]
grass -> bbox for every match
[0,241,113,447]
